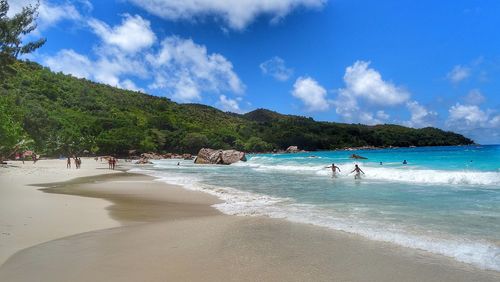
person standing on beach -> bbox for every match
[350,164,365,179]
[67,157,71,169]
[325,163,341,177]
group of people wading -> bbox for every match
[326,163,365,179]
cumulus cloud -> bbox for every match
[292,76,329,112]
[44,49,92,79]
[42,12,244,100]
[446,65,470,83]
[7,0,83,32]
[333,60,409,123]
[88,14,156,53]
[340,61,410,105]
[405,101,437,128]
[147,36,244,102]
[217,95,242,113]
[447,104,488,129]
[260,56,293,81]
[128,0,326,30]
[445,103,500,143]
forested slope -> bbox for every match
[0,60,474,156]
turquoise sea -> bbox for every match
[131,145,500,271]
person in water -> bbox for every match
[325,163,341,177]
[403,160,408,165]
[350,164,365,179]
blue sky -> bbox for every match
[8,0,500,144]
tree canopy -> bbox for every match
[0,0,45,161]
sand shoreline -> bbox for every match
[1,160,499,281]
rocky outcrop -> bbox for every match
[286,146,299,153]
[194,148,247,165]
[350,154,368,159]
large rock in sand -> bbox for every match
[286,146,300,153]
[194,148,247,165]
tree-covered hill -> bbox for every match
[0,60,474,156]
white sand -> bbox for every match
[1,160,499,281]
[0,158,121,264]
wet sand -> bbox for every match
[1,172,499,282]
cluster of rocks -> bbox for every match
[285,146,306,153]
[132,152,195,165]
[349,154,368,159]
[194,148,246,165]
[343,146,379,151]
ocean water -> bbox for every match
[130,145,500,271]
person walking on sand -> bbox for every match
[350,164,365,179]
[111,157,117,170]
[325,163,341,177]
[67,157,71,169]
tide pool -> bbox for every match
[131,145,500,271]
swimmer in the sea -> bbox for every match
[403,160,408,165]
[325,163,341,177]
[350,164,365,179]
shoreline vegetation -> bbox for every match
[1,60,473,162]
[1,160,499,281]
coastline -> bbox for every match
[0,160,498,281]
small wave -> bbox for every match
[237,161,500,186]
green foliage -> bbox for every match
[0,0,46,79]
[0,60,474,157]
[0,96,32,160]
[244,137,272,152]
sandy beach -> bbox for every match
[0,159,499,281]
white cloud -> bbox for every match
[446,65,470,83]
[405,101,437,128]
[445,103,500,144]
[43,48,147,91]
[340,60,410,106]
[463,89,485,105]
[120,79,144,92]
[447,104,488,129]
[376,110,390,121]
[292,76,329,112]
[217,95,242,113]
[128,0,326,30]
[44,49,92,79]
[260,56,293,81]
[88,14,156,53]
[7,0,82,32]
[148,36,244,102]
[333,60,409,123]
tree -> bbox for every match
[0,0,45,79]
[0,99,32,162]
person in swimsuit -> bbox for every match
[325,163,341,177]
[350,164,365,179]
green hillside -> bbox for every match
[0,60,474,156]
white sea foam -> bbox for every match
[234,160,500,186]
[129,165,500,271]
